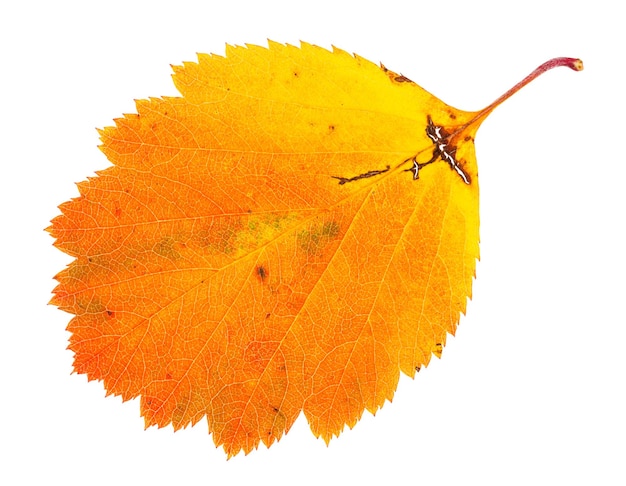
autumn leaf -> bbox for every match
[49,41,582,457]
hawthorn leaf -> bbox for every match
[49,41,582,457]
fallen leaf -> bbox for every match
[49,42,582,457]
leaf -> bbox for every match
[49,41,582,457]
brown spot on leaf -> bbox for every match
[255,265,268,283]
[394,74,413,83]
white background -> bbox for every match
[2,1,624,484]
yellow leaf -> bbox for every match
[48,41,582,457]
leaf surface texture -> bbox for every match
[50,42,483,456]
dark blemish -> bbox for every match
[272,406,279,413]
[322,221,340,238]
[415,366,421,372]
[449,113,457,119]
[88,257,93,263]
[328,124,335,132]
[166,372,173,380]
[106,310,114,317]
[163,111,168,116]
[256,265,268,283]
[464,136,472,142]
[407,115,470,185]
[332,165,390,185]
[381,64,415,84]
[298,220,340,255]
[265,313,271,319]
[293,71,299,78]
[394,74,413,83]
[154,237,180,259]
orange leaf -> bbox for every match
[48,42,582,457]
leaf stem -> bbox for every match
[476,57,583,121]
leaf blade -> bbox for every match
[51,41,485,456]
